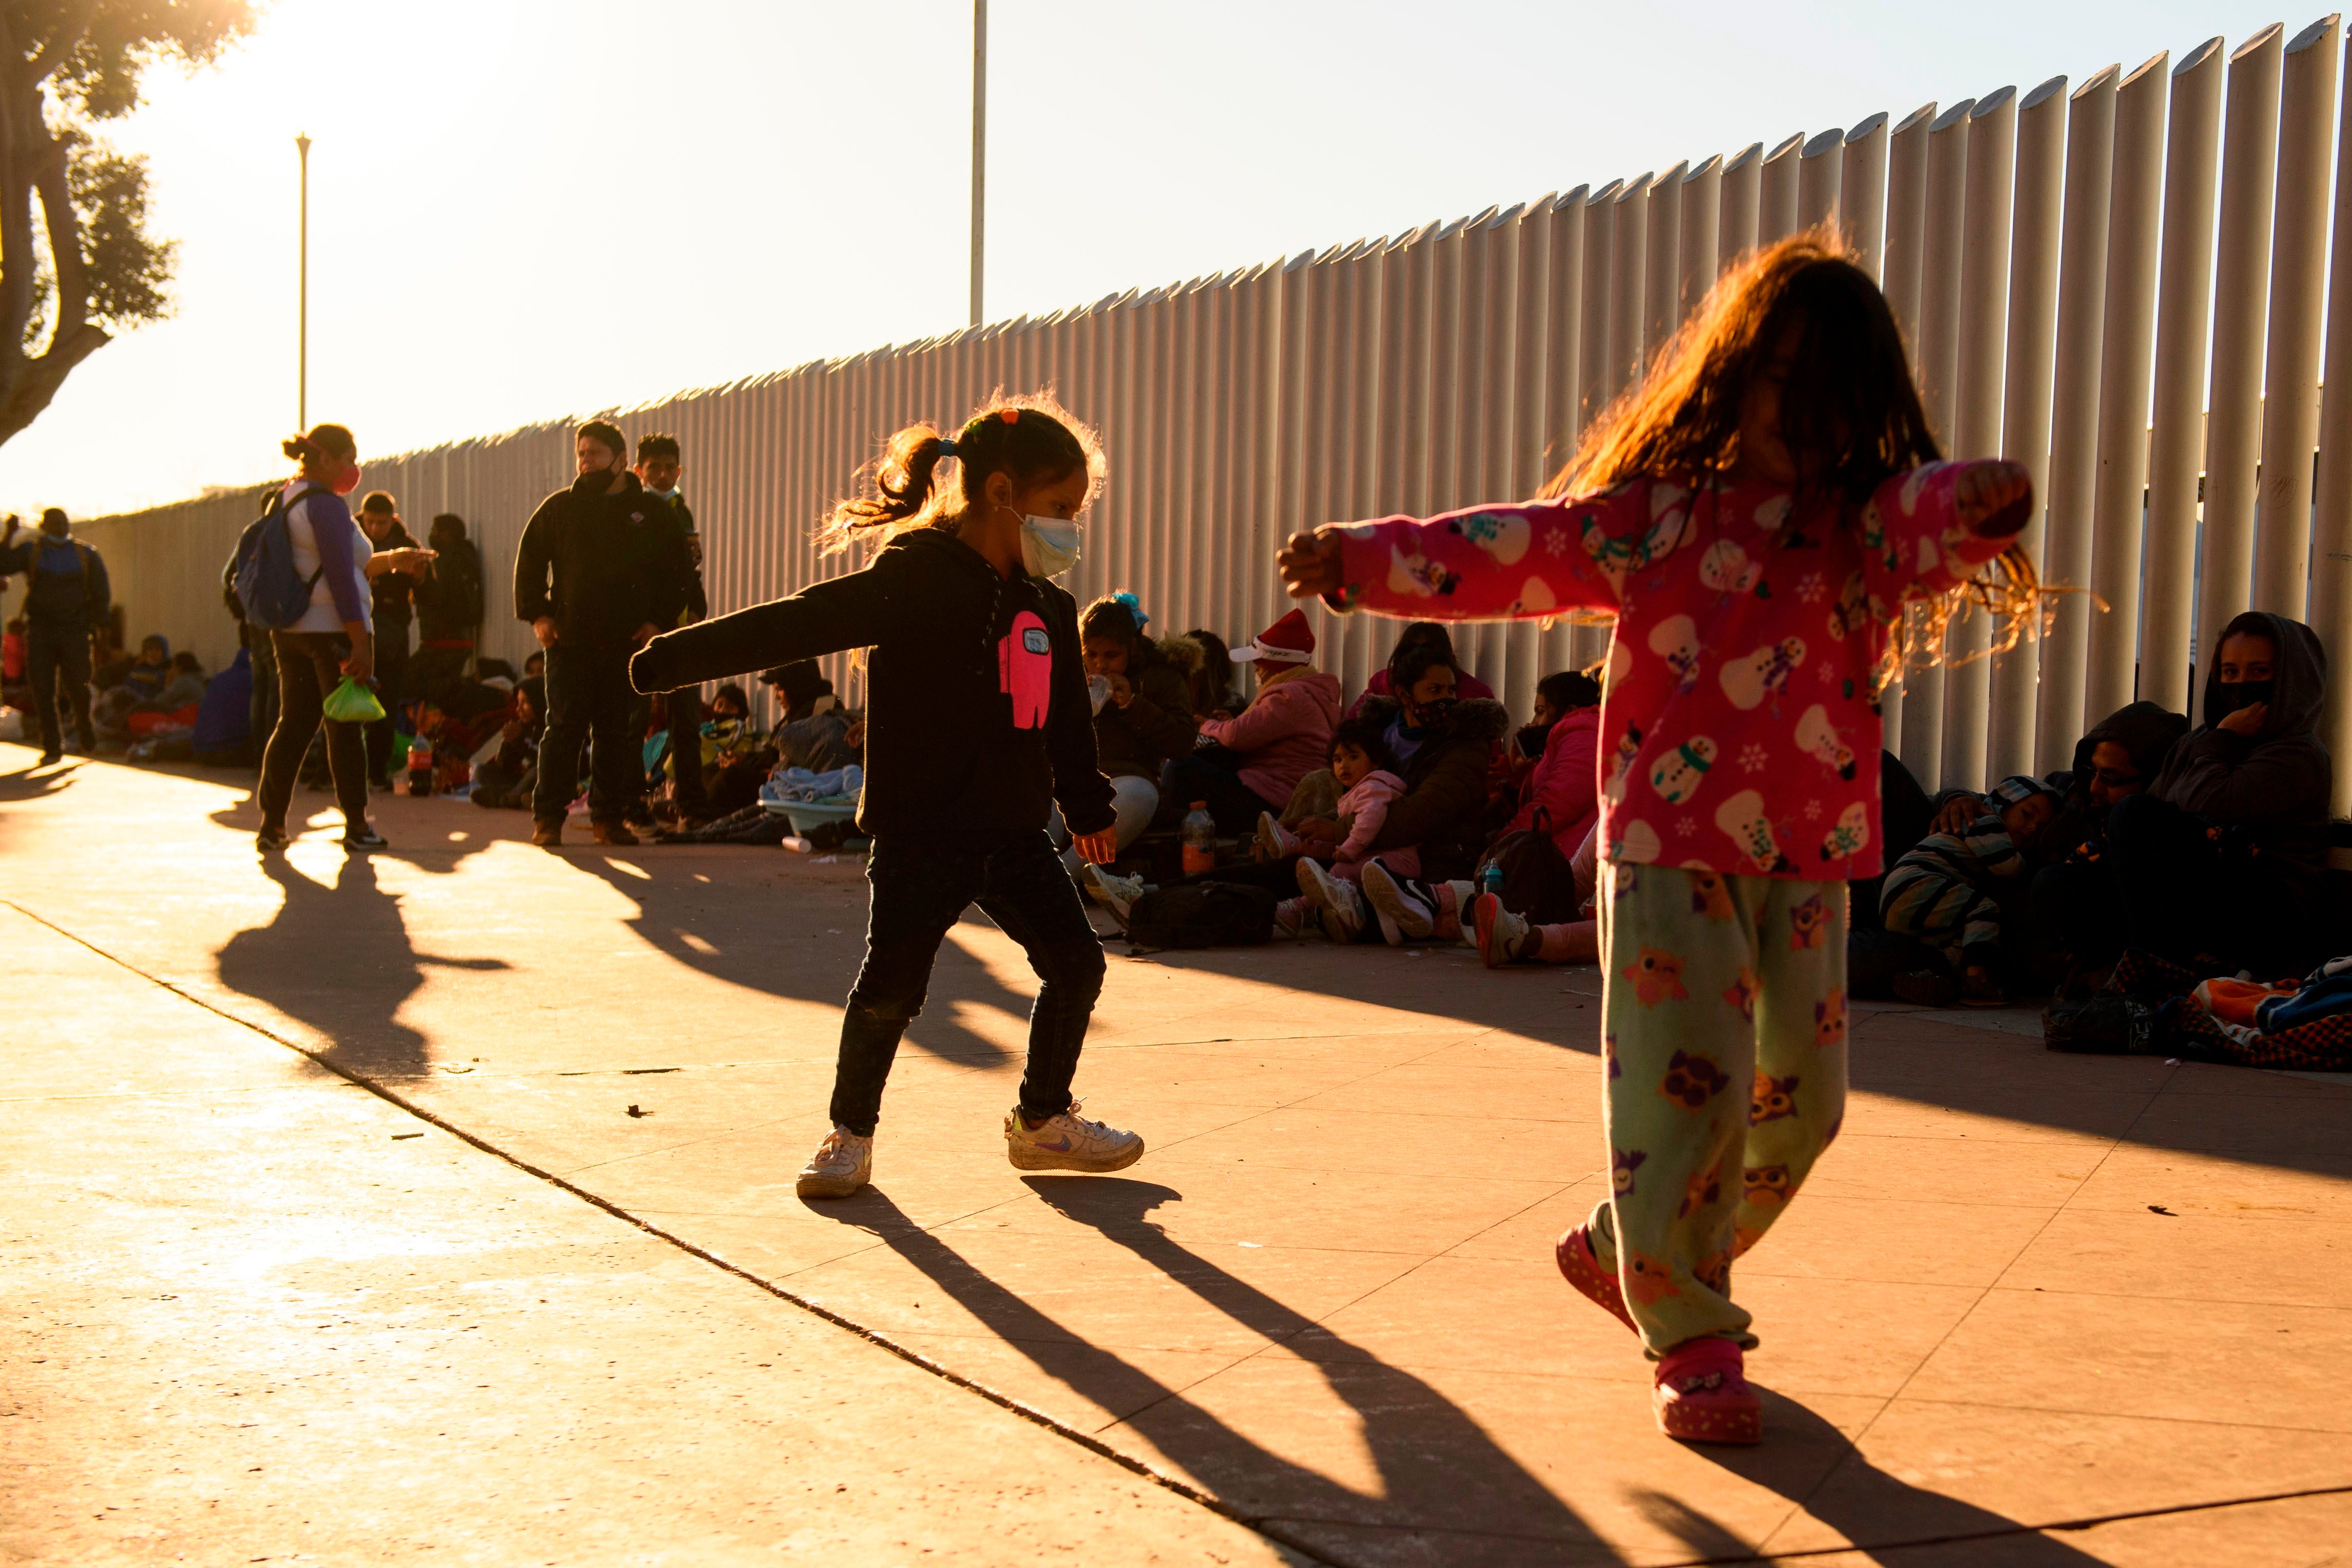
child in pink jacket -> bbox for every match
[1277,237,2039,1446]
[1171,608,1343,831]
[1262,719,1421,938]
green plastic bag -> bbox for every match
[321,675,385,725]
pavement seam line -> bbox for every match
[4,898,1347,1568]
[1638,1480,2352,1565]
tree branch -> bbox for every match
[0,319,106,445]
[23,2,100,93]
[33,142,85,343]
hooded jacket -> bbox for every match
[365,517,422,625]
[2151,610,2330,843]
[1195,665,1344,806]
[1505,705,1602,859]
[415,531,485,642]
[628,526,1114,844]
[2038,699,2190,859]
[1093,635,1201,781]
[1361,693,1514,880]
[513,471,695,645]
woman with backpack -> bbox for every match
[252,423,433,853]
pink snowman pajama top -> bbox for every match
[1326,463,2007,881]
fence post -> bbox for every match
[1611,175,1650,400]
[2140,37,2226,716]
[1645,160,1688,357]
[2255,16,2342,618]
[2086,52,2173,722]
[2035,66,2120,774]
[1878,102,1936,759]
[1900,97,1974,785]
[1798,128,1844,235]
[1943,89,2015,792]
[2309,28,2352,809]
[1679,154,1723,317]
[1990,76,2066,782]
[2197,25,2284,678]
[1840,112,1891,276]
[1759,133,1804,245]
[1719,142,1762,267]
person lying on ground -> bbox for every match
[1877,774,2058,1006]
[1168,609,1342,834]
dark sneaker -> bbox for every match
[256,828,290,853]
[591,820,640,847]
[343,827,388,852]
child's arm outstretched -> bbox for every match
[1277,482,1665,619]
[630,556,914,696]
[1858,459,2033,614]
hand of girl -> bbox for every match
[1105,673,1134,708]
[1955,459,2033,539]
[1278,529,1343,599]
[1074,829,1118,864]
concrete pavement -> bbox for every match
[5,742,2350,1565]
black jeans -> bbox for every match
[25,619,93,753]
[832,831,1106,1137]
[247,630,280,766]
[666,685,706,816]
[258,630,369,834]
[1165,745,1283,835]
[365,616,411,784]
[534,639,641,824]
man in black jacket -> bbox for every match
[357,492,428,789]
[512,420,694,846]
[633,431,711,826]
[2,510,109,763]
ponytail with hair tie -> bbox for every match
[817,393,1104,554]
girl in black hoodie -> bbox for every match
[629,399,1142,1198]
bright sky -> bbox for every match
[0,0,2317,519]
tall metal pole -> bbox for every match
[296,132,311,429]
[969,1,986,326]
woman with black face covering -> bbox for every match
[2085,611,2331,975]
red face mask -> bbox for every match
[331,463,363,497]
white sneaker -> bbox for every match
[1475,892,1540,967]
[1272,894,1315,938]
[1082,865,1147,927]
[1004,1099,1145,1173]
[795,1125,873,1198]
[1295,858,1364,942]
[1254,811,1301,861]
[1361,860,1437,941]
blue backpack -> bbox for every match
[228,486,324,629]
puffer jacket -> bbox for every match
[1361,694,1514,881]
[1094,636,1201,780]
[1196,665,1344,805]
[1505,705,1601,859]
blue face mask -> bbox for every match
[1018,514,1082,577]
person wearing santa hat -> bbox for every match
[1165,607,1343,834]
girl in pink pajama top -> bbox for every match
[1279,236,2038,1447]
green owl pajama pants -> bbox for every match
[1585,862,1850,1356]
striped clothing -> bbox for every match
[1878,815,2024,962]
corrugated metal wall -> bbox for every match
[65,17,2352,800]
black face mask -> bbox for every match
[571,467,615,500]
[2211,679,2273,726]
[1411,696,1460,730]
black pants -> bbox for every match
[1165,745,1283,835]
[258,630,369,834]
[365,616,411,784]
[534,639,641,824]
[25,620,93,754]
[247,632,280,766]
[832,831,1106,1137]
[666,685,706,816]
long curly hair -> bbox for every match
[1554,230,2046,687]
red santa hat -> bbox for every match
[1232,608,1315,666]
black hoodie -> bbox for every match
[628,527,1115,845]
[513,472,694,645]
[2152,609,2331,838]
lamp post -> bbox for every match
[969,1,985,326]
[296,131,311,430]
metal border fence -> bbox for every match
[66,16,2352,805]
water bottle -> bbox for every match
[1181,800,1216,875]
[1481,863,1504,899]
[406,739,434,797]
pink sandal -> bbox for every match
[1555,1225,1637,1333]
[1651,1338,1762,1445]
